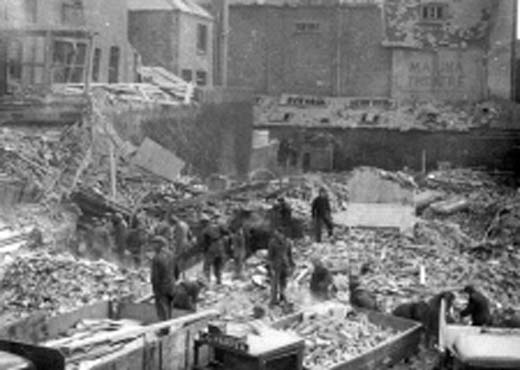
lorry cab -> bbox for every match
[438,299,520,369]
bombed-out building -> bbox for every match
[128,0,214,87]
[200,0,520,174]
[0,0,137,95]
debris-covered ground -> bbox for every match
[0,252,150,323]
[1,162,520,369]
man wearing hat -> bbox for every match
[150,236,176,321]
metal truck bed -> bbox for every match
[271,306,423,370]
[0,299,218,370]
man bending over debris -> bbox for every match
[311,187,334,242]
[268,230,295,306]
[151,236,176,321]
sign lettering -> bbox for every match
[407,59,466,90]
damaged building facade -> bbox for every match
[212,0,519,173]
[0,0,137,94]
[223,0,515,101]
[128,0,214,87]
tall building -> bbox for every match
[213,0,516,102]
[128,0,214,87]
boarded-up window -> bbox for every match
[92,48,101,82]
[108,46,120,83]
[421,4,448,21]
[181,69,192,82]
[62,0,85,25]
[52,40,87,83]
[196,70,207,86]
[197,24,208,53]
[24,0,37,23]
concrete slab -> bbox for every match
[347,167,415,204]
[132,138,185,182]
[334,203,416,233]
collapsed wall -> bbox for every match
[101,94,254,179]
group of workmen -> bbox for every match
[146,186,336,321]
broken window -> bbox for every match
[7,40,23,82]
[295,22,320,33]
[420,4,448,21]
[92,48,101,82]
[108,46,120,83]
[52,40,87,83]
[23,0,37,23]
[182,69,193,83]
[196,70,207,86]
[197,24,208,54]
[61,0,85,25]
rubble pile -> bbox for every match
[285,311,396,369]
[0,252,150,320]
[0,125,90,199]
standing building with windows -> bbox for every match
[218,0,515,102]
[128,0,214,87]
[0,0,137,94]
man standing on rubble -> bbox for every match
[311,187,334,242]
[268,229,294,306]
[200,215,228,285]
[151,236,176,321]
[171,214,193,278]
[271,197,293,236]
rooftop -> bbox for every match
[127,0,212,19]
[253,94,516,132]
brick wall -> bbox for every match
[128,10,176,72]
[227,4,391,97]
[487,0,516,99]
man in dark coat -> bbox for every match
[311,187,333,242]
[151,236,176,321]
[200,216,228,284]
[268,230,294,306]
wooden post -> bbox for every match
[421,150,427,174]
[109,141,117,200]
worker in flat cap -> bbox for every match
[150,235,176,321]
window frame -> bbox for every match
[51,39,88,83]
[419,3,449,23]
[196,70,207,86]
[294,22,321,34]
[182,69,193,83]
[61,0,85,25]
[108,46,120,84]
[92,47,101,82]
[196,23,208,54]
